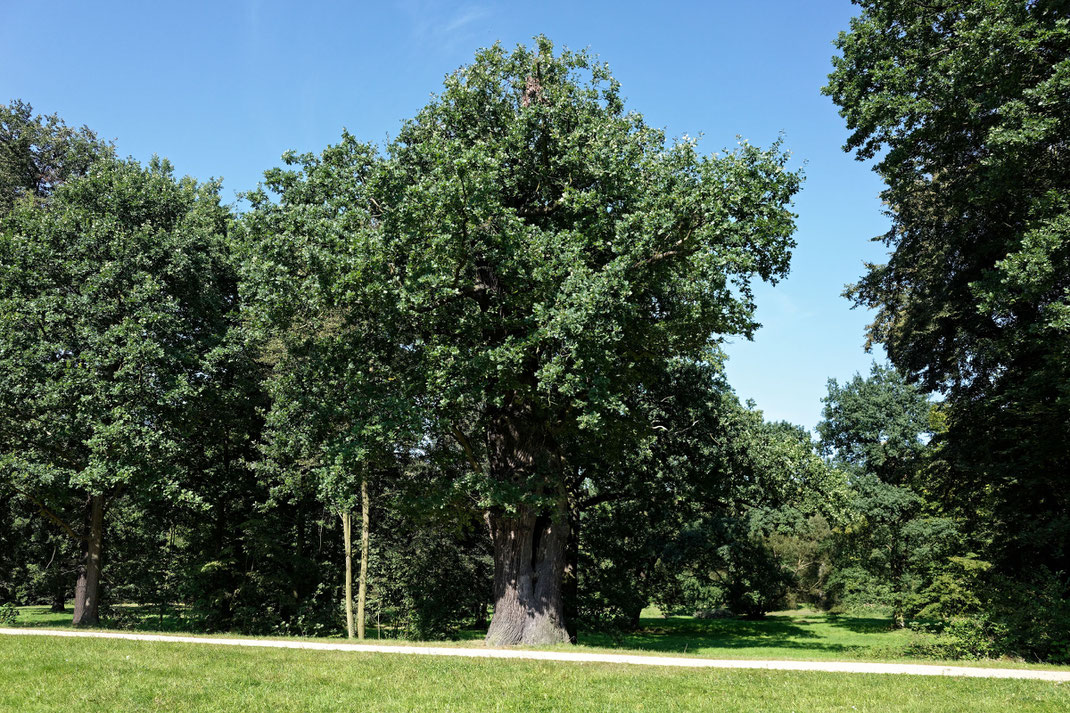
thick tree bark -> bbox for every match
[72,494,104,627]
[342,511,354,639]
[358,478,370,641]
[484,501,571,646]
[481,394,572,646]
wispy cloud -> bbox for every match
[442,5,491,33]
[396,1,494,52]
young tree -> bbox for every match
[243,39,801,644]
[240,133,421,640]
[818,365,955,626]
[0,156,236,625]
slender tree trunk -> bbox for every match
[72,494,104,627]
[485,500,571,646]
[342,511,354,639]
[475,600,488,629]
[358,478,370,641]
[563,503,579,643]
[50,565,67,613]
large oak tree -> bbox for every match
[243,39,801,644]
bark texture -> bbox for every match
[484,503,571,646]
[481,391,572,646]
[358,478,370,641]
[72,494,104,627]
[342,511,354,639]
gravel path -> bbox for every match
[3,627,1068,681]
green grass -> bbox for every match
[571,607,917,661]
[1,634,1067,712]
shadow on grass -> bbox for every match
[578,614,864,655]
[824,614,895,634]
[13,605,197,633]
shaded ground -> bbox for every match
[574,608,914,660]
[12,605,1068,671]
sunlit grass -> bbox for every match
[3,635,1069,713]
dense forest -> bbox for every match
[2,1,1068,662]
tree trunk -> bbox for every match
[342,511,354,639]
[485,501,571,646]
[563,503,579,643]
[358,478,370,641]
[72,494,104,627]
[480,395,572,646]
[50,591,66,613]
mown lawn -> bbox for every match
[1,634,1067,713]
[12,604,1068,671]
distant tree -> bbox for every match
[818,364,930,486]
[1,99,113,215]
[0,156,236,625]
[818,365,958,626]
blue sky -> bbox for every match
[1,0,890,429]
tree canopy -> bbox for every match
[241,38,802,644]
[825,0,1070,575]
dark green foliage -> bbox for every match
[368,508,492,640]
[986,569,1070,664]
[907,616,1008,661]
[826,1,1070,659]
[818,365,930,485]
[655,517,792,619]
[825,0,1070,582]
[0,100,113,215]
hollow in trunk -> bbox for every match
[484,503,571,646]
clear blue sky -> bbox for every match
[1,0,890,430]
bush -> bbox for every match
[654,520,792,619]
[987,569,1070,664]
[907,616,1006,660]
[917,555,990,618]
[0,602,17,626]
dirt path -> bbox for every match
[3,627,1068,681]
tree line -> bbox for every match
[2,4,1068,662]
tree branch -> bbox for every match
[11,485,85,543]
[451,425,484,475]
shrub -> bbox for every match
[0,602,17,626]
[907,616,1006,660]
[987,569,1070,664]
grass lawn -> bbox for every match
[11,604,1069,671]
[2,635,1068,713]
